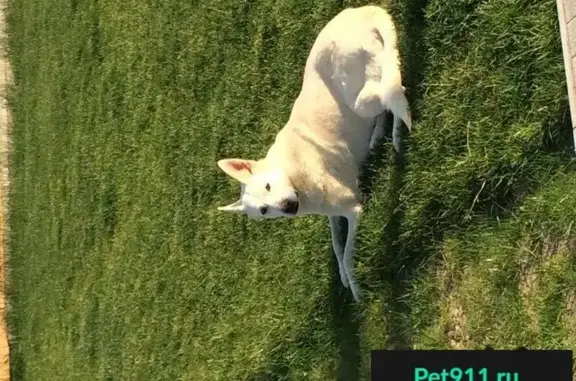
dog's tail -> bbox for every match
[382,68,411,153]
[385,84,412,133]
[374,32,412,131]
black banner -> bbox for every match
[371,350,572,381]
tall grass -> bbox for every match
[5,0,575,379]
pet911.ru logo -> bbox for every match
[414,367,520,381]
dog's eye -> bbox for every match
[259,206,268,215]
[265,183,271,191]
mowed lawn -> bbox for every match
[5,0,576,379]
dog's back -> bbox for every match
[274,6,409,169]
[312,5,404,118]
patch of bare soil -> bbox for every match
[0,1,11,379]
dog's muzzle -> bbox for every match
[280,199,299,215]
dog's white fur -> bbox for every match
[217,5,411,302]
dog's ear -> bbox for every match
[217,159,256,184]
[217,198,246,214]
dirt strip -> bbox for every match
[0,0,11,379]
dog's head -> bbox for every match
[217,158,300,219]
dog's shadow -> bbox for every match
[328,227,363,381]
[358,110,413,351]
[324,110,410,381]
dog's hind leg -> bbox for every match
[369,111,390,151]
[391,113,404,153]
[328,216,350,288]
[343,206,362,302]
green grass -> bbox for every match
[5,0,576,379]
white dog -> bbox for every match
[216,5,411,302]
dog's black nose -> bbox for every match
[280,199,299,215]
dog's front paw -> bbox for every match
[350,283,362,302]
